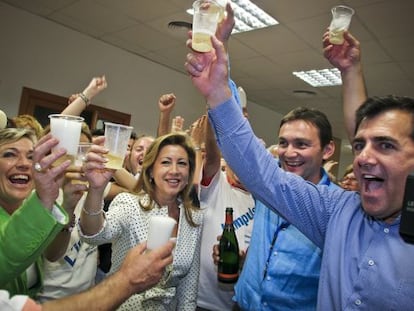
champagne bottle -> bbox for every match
[218,207,239,283]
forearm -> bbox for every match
[79,190,105,235]
[42,270,132,311]
[43,229,71,262]
[62,76,106,116]
[203,120,220,180]
[341,62,368,140]
[157,111,171,137]
[62,96,88,116]
[112,169,137,192]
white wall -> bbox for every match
[0,2,283,145]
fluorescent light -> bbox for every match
[187,0,278,34]
[293,68,342,87]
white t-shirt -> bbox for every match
[197,171,255,311]
[37,193,98,302]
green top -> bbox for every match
[0,192,68,297]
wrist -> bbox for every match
[79,92,90,107]
[61,213,76,232]
[206,86,232,109]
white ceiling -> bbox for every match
[3,0,414,140]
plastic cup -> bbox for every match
[71,142,92,185]
[147,216,177,250]
[75,142,93,167]
[329,5,355,45]
[104,122,133,170]
[49,114,84,165]
[192,0,222,52]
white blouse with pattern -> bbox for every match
[79,192,203,310]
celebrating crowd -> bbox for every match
[1,2,414,311]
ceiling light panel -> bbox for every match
[292,68,342,87]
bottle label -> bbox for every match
[218,272,239,282]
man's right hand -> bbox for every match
[120,241,174,295]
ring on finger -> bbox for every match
[34,162,43,173]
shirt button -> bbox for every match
[263,302,268,306]
[368,260,375,266]
[384,228,389,233]
[267,276,271,281]
[273,251,278,256]
[355,299,362,306]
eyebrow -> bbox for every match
[352,135,399,145]
[0,147,34,154]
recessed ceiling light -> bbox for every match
[187,0,278,34]
[292,68,342,87]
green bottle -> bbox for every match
[218,207,239,283]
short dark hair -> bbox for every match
[280,107,333,148]
[355,95,414,140]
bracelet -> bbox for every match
[61,213,76,232]
[61,226,74,233]
[194,146,201,151]
[82,203,103,216]
[79,93,90,106]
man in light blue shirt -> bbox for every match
[235,106,341,310]
[185,31,414,310]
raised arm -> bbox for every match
[323,30,367,141]
[62,76,107,116]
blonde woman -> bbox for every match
[79,132,203,310]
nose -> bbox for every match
[356,144,377,168]
[283,144,298,158]
[16,155,32,169]
[170,163,179,174]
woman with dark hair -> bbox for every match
[79,132,203,310]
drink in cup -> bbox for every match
[104,122,133,170]
[192,0,222,52]
[329,5,355,45]
[72,142,93,185]
[49,114,84,166]
[147,216,177,250]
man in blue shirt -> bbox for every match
[185,25,414,311]
[235,107,340,310]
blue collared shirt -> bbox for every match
[235,167,339,311]
[208,97,414,310]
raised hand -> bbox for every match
[158,93,176,114]
[83,75,108,99]
[82,136,113,190]
[32,134,71,209]
[171,116,185,133]
[323,30,361,72]
[185,36,231,107]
